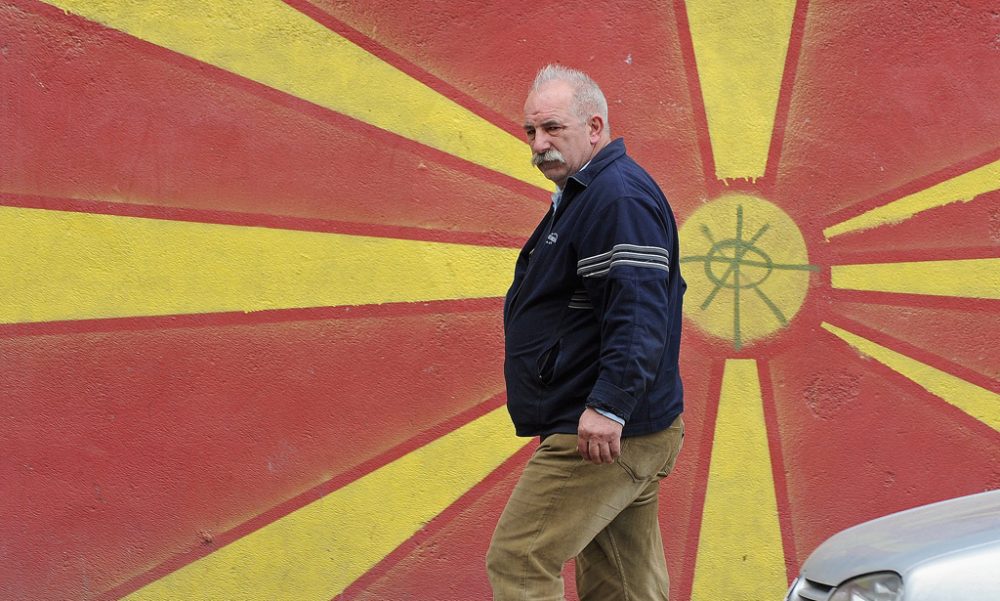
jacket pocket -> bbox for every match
[503,353,542,427]
[535,338,562,386]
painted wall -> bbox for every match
[2,1,998,599]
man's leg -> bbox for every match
[487,434,642,600]
[575,418,683,600]
[487,417,683,601]
[575,481,669,600]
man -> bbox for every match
[487,64,686,600]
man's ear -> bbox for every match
[587,114,605,143]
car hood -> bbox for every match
[799,490,1000,587]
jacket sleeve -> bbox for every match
[577,194,675,421]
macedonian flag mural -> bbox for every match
[2,0,999,599]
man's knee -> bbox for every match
[487,530,524,599]
[487,524,567,599]
[485,534,506,580]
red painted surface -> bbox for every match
[826,180,1000,261]
[2,0,999,599]
[303,0,710,210]
[832,302,999,385]
[1,2,545,243]
[769,336,1000,555]
[341,447,531,601]
[1,303,505,599]
[775,1,1000,219]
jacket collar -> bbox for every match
[567,138,626,190]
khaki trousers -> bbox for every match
[487,417,684,601]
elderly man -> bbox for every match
[487,64,686,600]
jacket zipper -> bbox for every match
[506,208,557,317]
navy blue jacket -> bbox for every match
[503,139,685,438]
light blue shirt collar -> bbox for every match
[552,160,591,213]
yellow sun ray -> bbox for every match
[822,322,1000,433]
[824,158,1000,239]
[121,406,529,600]
[0,207,518,325]
[831,258,1000,299]
[685,0,797,180]
[40,0,549,190]
[692,359,787,601]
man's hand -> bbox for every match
[577,407,624,464]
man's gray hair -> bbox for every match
[532,64,610,132]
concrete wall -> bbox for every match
[2,1,998,599]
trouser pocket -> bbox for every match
[616,416,684,482]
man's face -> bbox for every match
[523,80,597,189]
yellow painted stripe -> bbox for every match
[831,258,1000,299]
[692,359,786,601]
[0,206,518,324]
[824,159,1000,238]
[822,323,1000,433]
[123,406,529,600]
[41,0,549,190]
[686,0,796,180]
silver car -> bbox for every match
[785,489,1000,601]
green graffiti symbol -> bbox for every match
[681,206,819,350]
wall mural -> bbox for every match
[2,1,998,599]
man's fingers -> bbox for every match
[577,408,625,464]
[592,439,608,464]
[580,437,615,464]
[597,440,613,464]
[578,434,622,463]
[609,437,621,461]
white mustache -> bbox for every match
[532,149,566,167]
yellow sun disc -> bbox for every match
[679,193,816,349]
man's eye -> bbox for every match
[546,126,563,135]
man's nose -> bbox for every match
[531,132,551,154]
